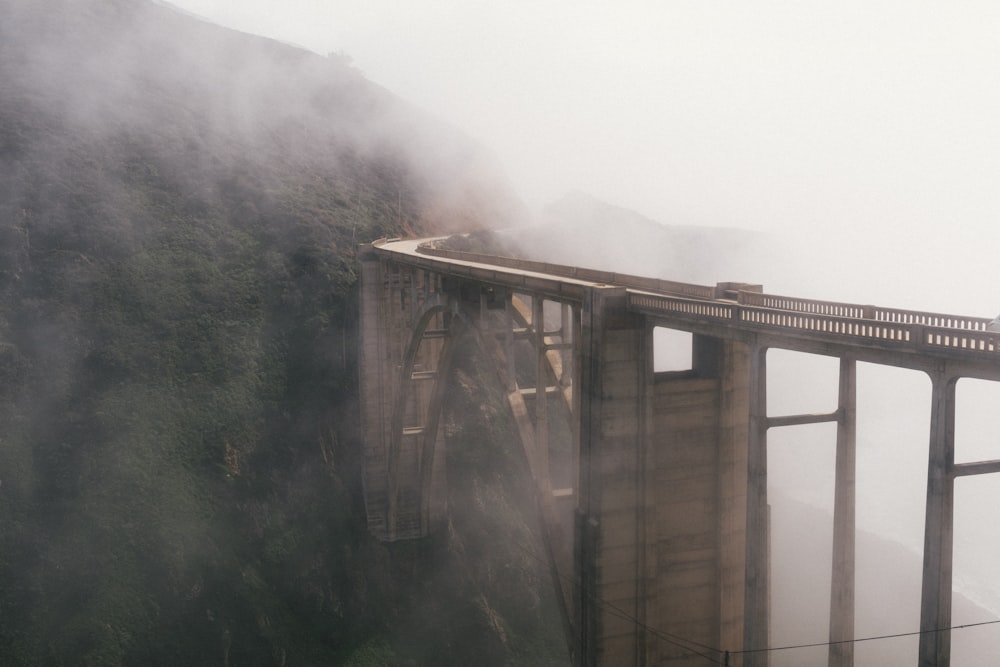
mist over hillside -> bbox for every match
[0,0,568,664]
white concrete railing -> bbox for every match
[871,307,988,331]
[738,290,992,331]
[629,290,1000,357]
[738,306,912,342]
[738,291,869,319]
[628,292,735,320]
[922,327,1000,353]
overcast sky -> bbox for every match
[167,0,1000,312]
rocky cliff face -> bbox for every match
[0,0,560,664]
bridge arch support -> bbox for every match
[359,245,579,550]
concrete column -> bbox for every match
[719,340,750,666]
[743,343,769,667]
[562,303,575,388]
[535,297,551,484]
[918,371,956,667]
[829,357,857,667]
[358,247,391,540]
[576,285,647,667]
[504,293,516,392]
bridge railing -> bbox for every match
[737,291,870,319]
[417,242,721,300]
[738,306,913,343]
[630,290,1000,357]
[738,290,992,331]
[628,291,736,320]
[921,326,1000,353]
[870,307,988,331]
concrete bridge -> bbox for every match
[358,236,1000,667]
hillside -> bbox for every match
[0,0,564,664]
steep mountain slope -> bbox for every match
[0,0,559,664]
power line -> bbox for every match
[735,618,1000,656]
[596,596,725,665]
[509,529,1000,663]
[509,536,727,665]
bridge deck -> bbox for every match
[373,237,1000,379]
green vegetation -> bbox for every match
[0,0,561,664]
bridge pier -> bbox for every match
[576,285,756,667]
[918,371,956,667]
[359,247,453,541]
[743,345,769,667]
[829,357,857,667]
[576,285,647,666]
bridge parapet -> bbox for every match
[739,290,992,330]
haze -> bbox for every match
[167,0,1000,660]
[169,1,1000,310]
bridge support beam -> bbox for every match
[577,285,754,667]
[359,248,452,541]
[918,371,956,667]
[743,344,770,667]
[359,246,394,540]
[576,285,649,667]
[829,357,857,667]
[719,339,751,666]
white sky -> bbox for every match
[168,0,1000,312]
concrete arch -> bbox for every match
[386,293,463,536]
[388,292,577,519]
[386,290,577,640]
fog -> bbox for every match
[169,0,1000,306]
[169,0,1000,660]
[1,0,542,661]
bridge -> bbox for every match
[358,235,1000,667]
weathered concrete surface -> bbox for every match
[575,283,752,667]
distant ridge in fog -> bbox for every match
[513,191,777,286]
[771,493,999,666]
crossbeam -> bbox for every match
[951,459,1000,478]
[765,410,840,429]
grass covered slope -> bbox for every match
[0,0,555,664]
